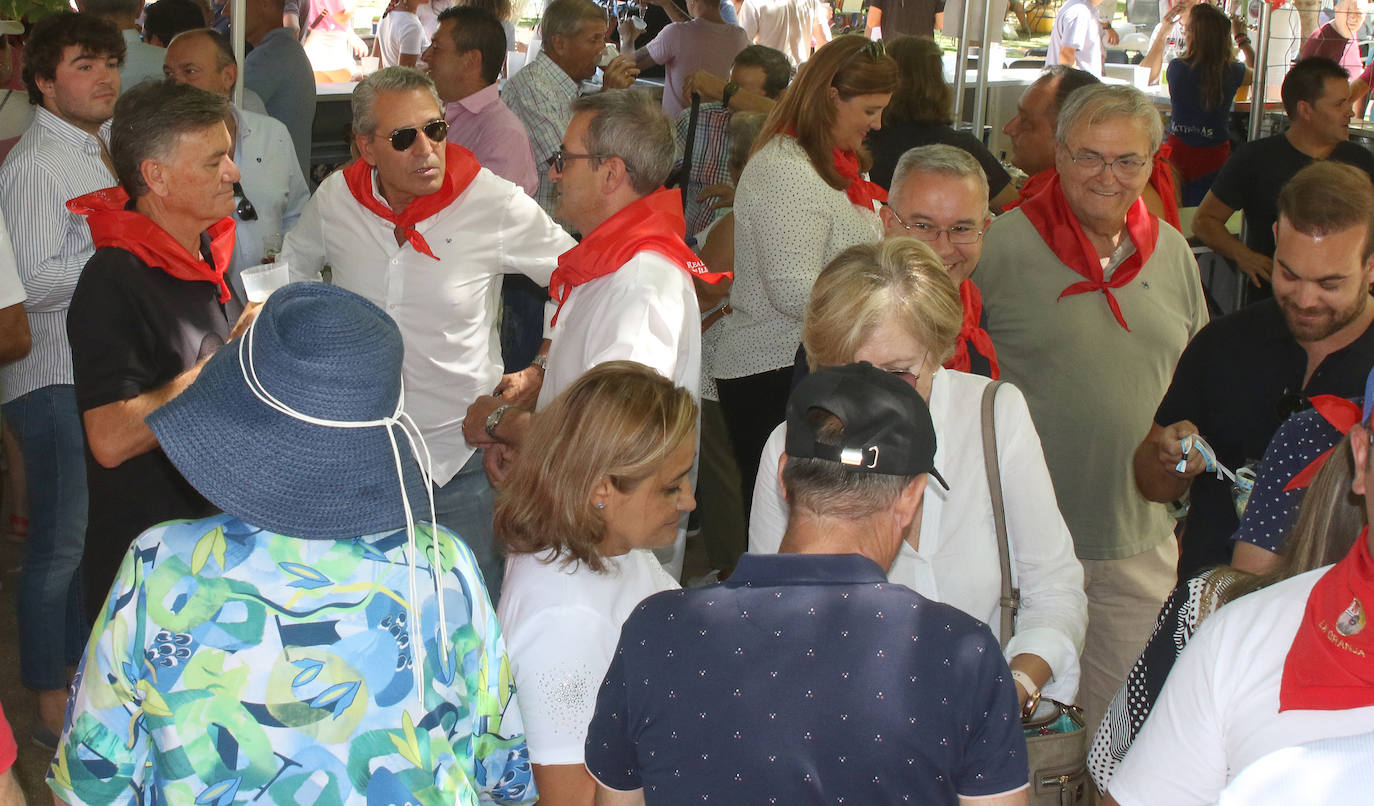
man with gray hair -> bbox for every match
[882,144,996,376]
[280,66,574,598]
[463,89,725,578]
[64,81,258,621]
[973,83,1209,739]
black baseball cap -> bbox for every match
[785,362,948,489]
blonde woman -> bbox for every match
[749,238,1088,713]
[494,360,698,806]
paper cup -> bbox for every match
[241,261,290,303]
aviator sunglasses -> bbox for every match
[386,119,449,151]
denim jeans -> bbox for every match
[433,449,503,604]
[4,384,89,691]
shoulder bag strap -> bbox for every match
[980,380,1020,649]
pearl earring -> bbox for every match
[596,503,605,510]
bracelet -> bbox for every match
[1011,669,1042,718]
[485,403,513,439]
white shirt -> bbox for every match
[1046,0,1104,76]
[282,165,574,486]
[1109,566,1374,805]
[120,29,166,93]
[0,210,27,310]
[714,135,882,380]
[227,106,310,301]
[1217,731,1374,805]
[538,252,702,409]
[498,548,680,764]
[749,369,1087,703]
[739,0,816,66]
[377,10,429,67]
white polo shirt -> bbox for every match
[283,165,575,486]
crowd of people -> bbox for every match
[1,0,1374,803]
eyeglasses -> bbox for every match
[887,208,984,244]
[234,182,257,221]
[386,119,448,151]
[882,347,931,388]
[1066,150,1149,180]
[546,144,623,174]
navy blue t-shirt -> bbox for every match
[1166,59,1247,148]
[584,553,1029,805]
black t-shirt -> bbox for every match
[1209,134,1374,257]
[68,243,235,615]
[868,0,945,38]
[1154,298,1374,580]
[866,120,1012,200]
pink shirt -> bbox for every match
[444,83,539,197]
[647,18,750,117]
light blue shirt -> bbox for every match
[244,27,317,178]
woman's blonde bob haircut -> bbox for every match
[493,361,699,573]
[803,237,963,370]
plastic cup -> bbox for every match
[360,56,380,74]
[241,261,290,303]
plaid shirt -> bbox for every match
[674,102,734,239]
[502,51,580,220]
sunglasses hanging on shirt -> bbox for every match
[234,182,258,222]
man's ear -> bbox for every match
[601,155,632,194]
[355,129,379,167]
[139,158,168,198]
[777,451,790,502]
[1352,424,1370,498]
[221,63,238,95]
[893,474,928,532]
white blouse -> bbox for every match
[713,135,882,380]
[748,369,1087,702]
[497,549,680,765]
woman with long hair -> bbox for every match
[866,35,1016,208]
[1088,429,1365,793]
[1163,2,1253,205]
[750,237,1088,717]
[494,361,698,806]
[713,34,897,516]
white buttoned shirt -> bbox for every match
[283,166,575,485]
[228,106,310,301]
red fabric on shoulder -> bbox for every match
[1280,530,1374,712]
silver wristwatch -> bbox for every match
[485,403,513,439]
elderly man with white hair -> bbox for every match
[973,83,1209,740]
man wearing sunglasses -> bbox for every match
[163,28,310,304]
[463,89,726,580]
[280,67,574,600]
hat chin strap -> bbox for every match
[238,317,451,706]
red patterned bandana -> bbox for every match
[67,186,235,303]
[1279,529,1374,712]
[342,141,480,260]
[1019,173,1158,332]
[550,188,729,326]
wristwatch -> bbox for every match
[485,403,513,439]
[531,354,548,372]
[721,80,741,109]
[1011,670,1042,719]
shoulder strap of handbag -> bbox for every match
[980,380,1021,650]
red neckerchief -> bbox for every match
[1002,167,1055,213]
[1019,173,1159,332]
[1279,529,1374,712]
[1004,163,1181,231]
[549,188,729,326]
[833,147,887,209]
[1150,151,1180,231]
[1284,396,1361,492]
[944,278,1000,379]
[342,141,480,260]
[67,187,234,303]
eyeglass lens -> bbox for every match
[388,120,448,151]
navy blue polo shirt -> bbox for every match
[584,553,1029,805]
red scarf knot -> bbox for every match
[67,186,235,303]
[944,278,1000,378]
[549,188,729,326]
[1283,395,1362,492]
[342,141,481,261]
[1280,528,1374,712]
[1019,173,1159,332]
[832,146,887,210]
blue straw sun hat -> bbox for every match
[147,282,432,540]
